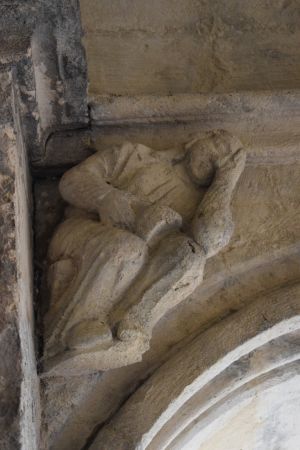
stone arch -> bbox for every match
[90,282,300,449]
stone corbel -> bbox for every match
[42,130,246,376]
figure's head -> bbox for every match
[185,130,243,186]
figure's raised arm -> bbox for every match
[191,147,246,257]
[185,131,246,257]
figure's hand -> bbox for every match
[186,130,244,187]
[98,189,148,231]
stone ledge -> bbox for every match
[90,90,300,127]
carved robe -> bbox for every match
[43,132,246,375]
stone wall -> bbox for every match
[81,0,300,96]
[0,122,22,450]
[0,72,39,449]
[1,2,300,449]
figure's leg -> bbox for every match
[64,228,148,349]
[113,232,205,342]
[45,219,148,355]
[114,150,245,343]
[191,148,246,258]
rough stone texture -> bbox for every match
[35,108,300,448]
[2,1,299,449]
[81,0,300,96]
[0,1,89,167]
[39,130,300,448]
[31,0,88,138]
[13,79,41,450]
[0,69,25,449]
[91,283,300,449]
[0,125,22,450]
[0,104,39,449]
[0,2,88,449]
[42,132,245,377]
[0,3,35,63]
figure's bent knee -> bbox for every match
[109,230,148,263]
[48,218,92,262]
[180,237,205,271]
[159,233,205,270]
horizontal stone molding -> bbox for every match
[90,90,300,127]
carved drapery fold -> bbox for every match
[43,130,246,376]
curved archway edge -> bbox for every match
[91,282,300,450]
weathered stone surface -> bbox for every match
[0,4,89,445]
[41,133,300,448]
[0,70,22,449]
[42,131,245,376]
[0,123,38,449]
[0,1,89,167]
[81,0,300,96]
[0,68,40,450]
[91,283,300,449]
[32,129,93,176]
[31,0,88,138]
[2,2,298,449]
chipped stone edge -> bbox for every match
[12,74,41,450]
[89,90,300,126]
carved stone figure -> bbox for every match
[43,130,246,376]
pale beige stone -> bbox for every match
[91,282,300,450]
[80,0,300,96]
[43,130,246,376]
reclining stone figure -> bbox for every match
[43,130,246,376]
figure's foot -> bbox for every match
[66,319,113,350]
